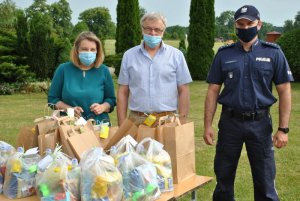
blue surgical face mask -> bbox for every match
[143,34,162,48]
[78,52,96,66]
[236,26,258,43]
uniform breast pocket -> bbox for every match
[255,63,273,81]
[222,63,240,86]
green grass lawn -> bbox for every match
[104,39,181,55]
[104,39,224,56]
[0,81,299,200]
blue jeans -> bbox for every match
[213,111,279,201]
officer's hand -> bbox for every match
[203,127,215,145]
[273,131,288,148]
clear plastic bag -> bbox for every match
[136,138,174,192]
[80,147,123,201]
[3,147,41,199]
[35,146,81,201]
[117,151,161,201]
[110,135,137,163]
[0,141,16,194]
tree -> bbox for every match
[0,29,34,85]
[50,0,73,37]
[179,37,187,55]
[139,7,146,19]
[79,7,115,39]
[26,0,50,20]
[215,10,235,40]
[277,29,300,81]
[0,3,34,88]
[259,22,275,40]
[165,25,188,40]
[28,11,55,79]
[53,37,72,67]
[15,9,29,65]
[294,11,300,29]
[0,0,16,30]
[115,0,141,54]
[187,0,215,80]
[71,21,89,42]
[283,20,295,33]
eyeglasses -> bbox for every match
[142,26,164,33]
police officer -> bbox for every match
[203,5,294,201]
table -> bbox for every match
[0,175,213,201]
[157,175,213,201]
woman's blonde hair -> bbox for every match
[70,31,104,68]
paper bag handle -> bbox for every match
[158,115,181,126]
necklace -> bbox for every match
[83,70,86,77]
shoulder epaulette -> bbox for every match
[261,41,280,49]
[217,43,235,52]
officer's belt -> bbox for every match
[222,106,269,121]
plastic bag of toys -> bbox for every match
[0,141,16,194]
[116,151,161,201]
[80,147,123,201]
[35,146,81,201]
[110,135,137,164]
[136,138,173,192]
[3,147,41,199]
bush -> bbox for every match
[103,53,123,77]
[277,29,300,81]
[0,83,15,95]
[179,37,187,56]
[0,81,50,95]
[19,81,50,94]
[0,62,35,83]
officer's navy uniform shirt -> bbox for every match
[207,39,294,111]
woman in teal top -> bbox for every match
[48,31,116,124]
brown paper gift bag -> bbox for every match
[35,118,59,136]
[136,124,156,142]
[16,126,38,151]
[157,117,196,184]
[67,127,101,160]
[58,118,94,157]
[105,118,138,150]
[35,118,60,156]
[59,125,76,158]
[38,129,59,155]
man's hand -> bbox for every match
[203,126,215,145]
[273,131,288,148]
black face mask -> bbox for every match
[236,26,258,43]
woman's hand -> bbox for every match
[90,103,109,115]
[73,106,84,117]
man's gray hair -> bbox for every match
[140,12,167,29]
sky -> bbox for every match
[7,0,300,27]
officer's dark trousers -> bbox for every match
[213,111,279,201]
